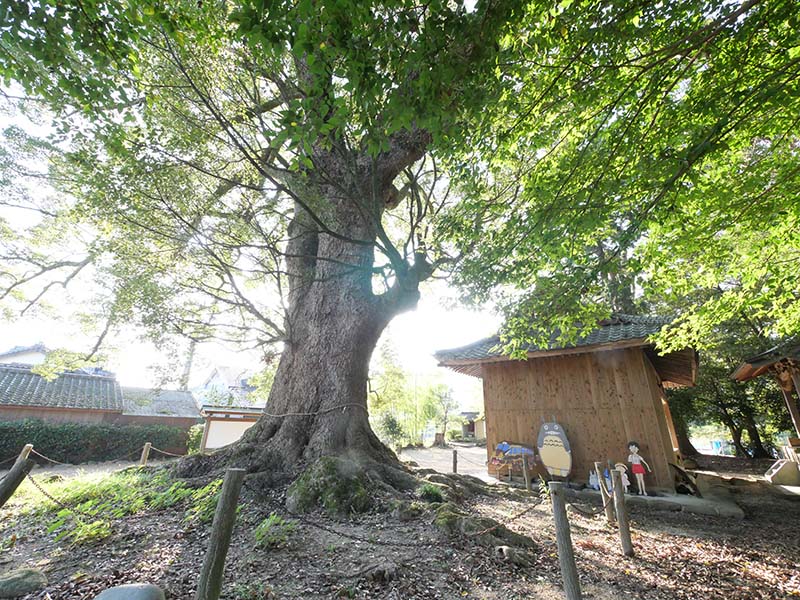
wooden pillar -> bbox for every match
[776,373,800,438]
[0,445,36,509]
[611,470,634,557]
[522,454,531,491]
[452,450,458,474]
[594,461,615,525]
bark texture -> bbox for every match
[220,137,430,478]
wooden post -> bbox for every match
[452,449,458,474]
[0,444,36,509]
[522,454,531,491]
[548,482,582,600]
[610,469,634,557]
[140,442,152,466]
[195,468,246,600]
[594,461,615,525]
[19,444,33,462]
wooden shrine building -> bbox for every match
[732,341,800,438]
[435,314,698,490]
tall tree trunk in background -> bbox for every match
[719,412,748,457]
[179,340,196,391]
[672,410,699,457]
[742,411,770,458]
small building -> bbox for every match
[119,387,202,430]
[199,405,263,452]
[196,366,256,405]
[0,343,48,366]
[731,341,800,438]
[458,411,486,441]
[0,363,200,430]
[435,314,697,490]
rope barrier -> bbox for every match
[564,494,613,516]
[25,473,98,522]
[0,455,17,467]
[30,448,71,466]
[149,446,186,458]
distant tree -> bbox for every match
[665,317,791,458]
[429,385,458,438]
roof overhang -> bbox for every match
[731,342,800,385]
[439,339,698,387]
[201,404,263,419]
[438,337,651,378]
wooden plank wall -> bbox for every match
[482,347,676,490]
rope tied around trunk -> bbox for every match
[261,403,368,419]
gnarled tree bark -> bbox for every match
[211,137,430,479]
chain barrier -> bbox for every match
[25,473,99,522]
[260,403,368,419]
[0,455,17,467]
[242,479,543,549]
[564,494,614,517]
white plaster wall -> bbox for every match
[204,419,257,449]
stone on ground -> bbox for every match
[93,583,165,600]
[0,568,47,598]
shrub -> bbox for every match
[186,423,205,454]
[418,483,444,503]
[254,512,297,549]
[0,419,187,464]
[376,412,405,448]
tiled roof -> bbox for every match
[0,363,123,411]
[122,387,201,419]
[0,343,48,360]
[435,314,670,365]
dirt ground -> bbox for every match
[399,445,493,482]
[1,454,799,600]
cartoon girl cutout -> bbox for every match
[627,441,651,495]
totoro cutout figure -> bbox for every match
[537,421,572,477]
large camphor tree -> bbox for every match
[1,0,799,478]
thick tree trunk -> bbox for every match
[220,139,429,478]
[672,411,699,457]
[743,412,770,458]
[236,291,398,472]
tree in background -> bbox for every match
[665,316,792,457]
[1,1,798,480]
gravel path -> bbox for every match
[399,444,497,482]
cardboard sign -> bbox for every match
[537,421,572,477]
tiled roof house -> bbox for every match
[0,359,200,429]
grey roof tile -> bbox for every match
[435,313,670,364]
[121,387,201,419]
[0,363,123,411]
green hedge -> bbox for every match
[0,419,187,465]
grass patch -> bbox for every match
[254,512,297,549]
[418,482,445,503]
[3,468,222,546]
